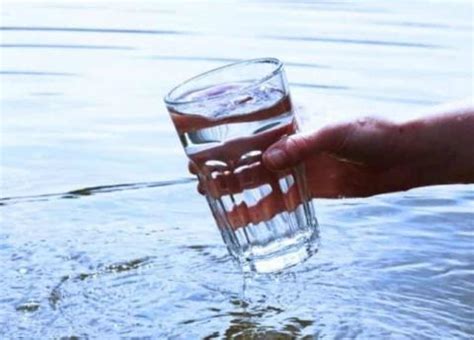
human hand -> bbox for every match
[263,107,474,198]
[263,117,405,198]
[190,104,474,227]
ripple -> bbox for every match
[346,93,440,105]
[0,44,135,50]
[263,35,444,49]
[290,82,350,90]
[149,55,330,69]
[0,26,193,35]
[394,197,458,207]
[371,20,472,31]
[0,178,197,205]
[48,257,155,309]
[0,70,77,76]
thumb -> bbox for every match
[262,133,314,171]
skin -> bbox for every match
[190,101,474,228]
[263,103,474,198]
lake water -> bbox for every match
[1,0,473,338]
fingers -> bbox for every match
[190,154,279,197]
[193,161,305,229]
[187,119,297,197]
[188,161,198,175]
[192,160,279,197]
[197,181,205,195]
[204,161,289,199]
[262,133,312,171]
[190,120,296,170]
[215,178,304,230]
[189,161,206,195]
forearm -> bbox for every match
[394,102,474,188]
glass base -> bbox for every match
[238,228,319,274]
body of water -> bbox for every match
[1,0,473,338]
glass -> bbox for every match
[164,58,319,273]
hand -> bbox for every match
[263,106,474,198]
[190,102,474,228]
[263,117,409,198]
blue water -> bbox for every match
[1,0,473,338]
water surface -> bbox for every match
[1,0,473,338]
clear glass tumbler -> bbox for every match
[164,58,319,273]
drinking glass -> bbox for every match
[164,58,319,273]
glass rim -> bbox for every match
[163,57,283,106]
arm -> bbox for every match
[263,101,474,197]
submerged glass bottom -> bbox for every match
[240,226,319,273]
[220,203,320,273]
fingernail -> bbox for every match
[265,148,287,169]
